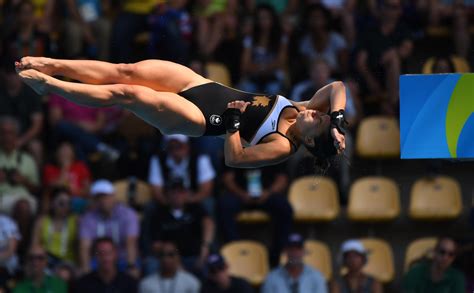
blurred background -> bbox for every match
[0,0,473,292]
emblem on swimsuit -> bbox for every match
[210,114,223,126]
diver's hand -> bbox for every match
[331,128,345,154]
[227,100,250,113]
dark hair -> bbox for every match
[253,4,281,53]
[303,128,338,174]
[91,237,116,256]
[304,3,333,32]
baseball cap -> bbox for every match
[340,240,368,255]
[90,179,115,196]
[207,254,226,272]
[164,134,189,144]
[286,233,304,248]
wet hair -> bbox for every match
[303,127,338,174]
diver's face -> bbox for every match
[296,110,330,141]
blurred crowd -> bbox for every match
[1,0,474,292]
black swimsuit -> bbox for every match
[178,82,298,148]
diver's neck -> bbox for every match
[286,124,302,147]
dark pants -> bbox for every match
[218,193,293,266]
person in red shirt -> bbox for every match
[43,141,91,212]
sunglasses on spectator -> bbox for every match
[437,248,455,257]
[158,251,178,259]
[28,254,47,261]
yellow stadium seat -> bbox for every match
[236,211,270,223]
[289,176,340,222]
[206,62,232,87]
[409,176,462,220]
[113,179,152,208]
[426,25,450,38]
[348,177,400,222]
[356,116,400,158]
[422,55,471,74]
[221,240,269,286]
[342,238,394,283]
[404,237,437,272]
[280,240,332,280]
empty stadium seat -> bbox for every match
[356,116,400,158]
[358,238,395,283]
[280,240,332,280]
[113,179,152,208]
[422,55,471,74]
[348,177,400,222]
[221,240,269,286]
[206,62,232,87]
[404,237,437,272]
[288,176,340,222]
[236,211,270,223]
[409,176,462,220]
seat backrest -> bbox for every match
[422,56,471,74]
[113,179,152,208]
[288,176,340,221]
[221,240,269,285]
[359,238,395,283]
[206,62,232,87]
[348,177,400,221]
[409,176,462,220]
[404,237,437,272]
[356,116,400,158]
[280,240,333,280]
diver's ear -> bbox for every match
[304,135,315,147]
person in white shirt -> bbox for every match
[139,241,200,293]
[0,213,21,276]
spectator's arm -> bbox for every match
[79,238,92,274]
[201,216,214,249]
[17,112,44,148]
[148,156,166,204]
[266,37,289,72]
[267,173,288,195]
[222,171,249,200]
[398,39,414,59]
[125,235,140,278]
[188,180,213,204]
[355,51,382,95]
[31,216,44,249]
[241,38,260,75]
[200,14,225,56]
[0,238,18,262]
[372,279,384,293]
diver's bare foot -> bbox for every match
[15,56,56,76]
[18,69,50,95]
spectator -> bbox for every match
[72,237,138,293]
[147,134,215,212]
[143,178,214,276]
[427,0,471,58]
[0,213,21,289]
[295,4,349,77]
[321,0,357,47]
[355,0,413,115]
[48,94,119,161]
[238,4,288,95]
[330,240,383,293]
[79,179,140,277]
[262,233,327,293]
[149,0,192,64]
[201,253,253,293]
[42,141,91,212]
[61,0,111,60]
[0,116,39,215]
[32,188,78,266]
[194,0,226,59]
[110,0,157,63]
[139,241,201,293]
[54,262,76,284]
[13,245,67,293]
[403,237,465,293]
[1,1,50,60]
[218,162,292,265]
